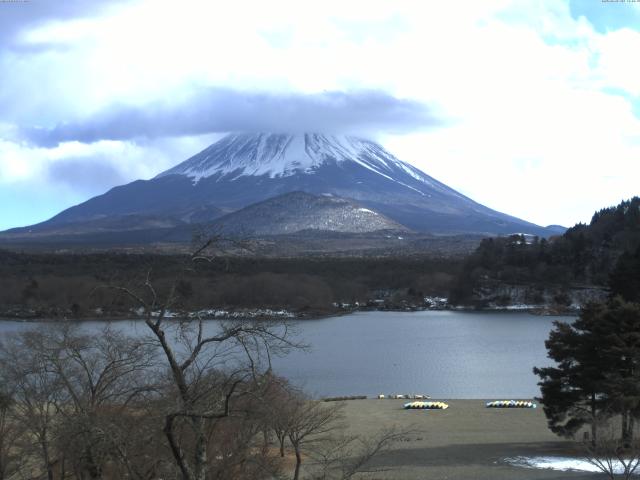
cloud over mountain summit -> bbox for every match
[22,89,437,147]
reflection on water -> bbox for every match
[0,310,572,398]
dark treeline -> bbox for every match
[451,197,640,304]
[3,197,640,317]
[0,251,461,318]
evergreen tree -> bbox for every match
[535,299,640,445]
[534,302,611,444]
[610,246,640,303]
[598,298,640,445]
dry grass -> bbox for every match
[336,399,602,480]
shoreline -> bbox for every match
[0,303,579,322]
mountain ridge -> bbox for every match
[1,132,564,243]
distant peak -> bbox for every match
[156,132,418,183]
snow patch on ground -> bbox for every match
[505,456,640,475]
[131,307,295,320]
[189,308,295,319]
[357,208,376,214]
[503,303,541,310]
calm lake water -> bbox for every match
[0,311,572,399]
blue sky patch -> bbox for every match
[569,0,640,33]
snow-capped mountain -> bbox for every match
[158,133,452,192]
[1,133,562,242]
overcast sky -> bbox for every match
[1,0,639,230]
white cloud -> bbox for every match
[1,0,640,228]
[2,134,222,184]
[594,28,640,97]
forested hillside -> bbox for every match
[0,251,460,319]
[451,197,640,307]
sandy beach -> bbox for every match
[339,399,604,480]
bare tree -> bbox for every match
[111,237,301,480]
[246,373,404,480]
[256,373,299,458]
[205,390,285,480]
[0,331,64,480]
[0,390,25,480]
[287,398,345,480]
[583,417,640,480]
[9,324,158,480]
[306,428,406,480]
[280,392,408,480]
[57,397,172,480]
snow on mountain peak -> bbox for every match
[157,133,432,186]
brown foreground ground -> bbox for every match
[338,399,605,480]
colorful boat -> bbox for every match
[486,400,536,408]
[403,401,449,410]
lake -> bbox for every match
[0,310,571,399]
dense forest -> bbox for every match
[451,197,640,306]
[0,250,461,319]
[2,197,639,318]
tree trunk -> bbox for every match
[293,445,301,480]
[622,410,631,448]
[85,454,103,480]
[0,411,8,480]
[59,454,66,480]
[193,417,208,480]
[164,414,193,480]
[280,436,286,458]
[40,437,54,480]
[591,393,598,448]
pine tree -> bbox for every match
[534,302,611,444]
[609,246,640,303]
[535,299,640,445]
[598,298,640,446]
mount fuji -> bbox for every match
[1,133,563,245]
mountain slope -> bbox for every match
[212,191,408,236]
[2,133,561,240]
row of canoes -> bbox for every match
[403,401,449,409]
[486,400,536,408]
[379,394,431,399]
